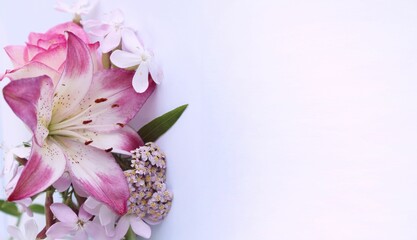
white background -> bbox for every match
[1,0,417,239]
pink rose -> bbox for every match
[1,22,100,83]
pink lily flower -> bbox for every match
[2,32,155,214]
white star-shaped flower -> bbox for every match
[110,30,163,93]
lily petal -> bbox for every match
[59,138,129,214]
[46,22,90,44]
[53,171,71,192]
[7,139,66,201]
[51,32,94,125]
[110,50,141,68]
[132,62,150,93]
[74,125,143,153]
[3,76,54,145]
[53,69,155,133]
[99,204,117,226]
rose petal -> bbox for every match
[4,45,27,68]
[31,43,66,71]
[26,44,45,60]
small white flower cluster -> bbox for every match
[127,143,173,223]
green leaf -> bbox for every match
[138,104,188,143]
[0,200,21,217]
[29,204,45,214]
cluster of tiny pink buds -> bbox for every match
[125,142,173,223]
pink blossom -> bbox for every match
[1,22,100,83]
[7,219,38,240]
[3,33,155,214]
[47,203,106,240]
[84,197,151,239]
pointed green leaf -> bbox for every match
[0,200,21,217]
[29,204,45,214]
[138,104,188,143]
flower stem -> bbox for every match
[102,52,111,69]
[125,227,137,240]
[37,188,54,239]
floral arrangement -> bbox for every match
[0,1,187,239]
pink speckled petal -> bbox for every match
[60,69,155,133]
[51,32,94,125]
[59,138,129,215]
[3,76,54,144]
[7,139,66,201]
[74,125,143,153]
